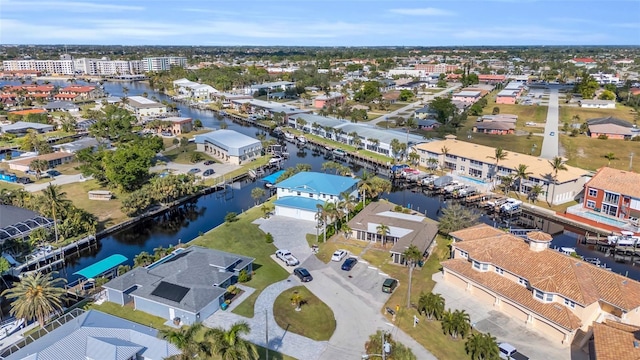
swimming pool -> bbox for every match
[576,211,628,227]
[457,175,487,185]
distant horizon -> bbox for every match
[1,0,639,46]
[2,44,640,48]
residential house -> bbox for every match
[582,167,640,222]
[0,121,54,136]
[124,96,167,118]
[473,121,515,135]
[586,117,637,140]
[55,85,101,100]
[103,246,254,326]
[568,58,597,68]
[347,201,438,264]
[412,136,590,204]
[274,172,359,222]
[452,90,481,103]
[173,78,218,100]
[1,310,181,360]
[478,74,506,83]
[382,91,401,104]
[414,105,437,120]
[589,321,640,360]
[8,152,75,172]
[579,100,616,109]
[230,98,311,121]
[314,92,346,108]
[1,84,54,101]
[194,130,262,165]
[52,137,108,153]
[379,79,397,92]
[0,204,54,245]
[42,101,79,112]
[442,224,640,344]
[417,119,440,131]
[247,81,295,95]
[209,92,253,108]
[162,117,193,135]
[496,89,519,104]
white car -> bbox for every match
[331,249,348,262]
[275,249,299,266]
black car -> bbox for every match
[204,160,215,165]
[293,267,313,282]
[341,257,358,271]
[382,278,399,293]
[203,169,215,176]
[16,177,32,184]
[47,170,61,177]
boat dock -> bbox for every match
[12,235,98,276]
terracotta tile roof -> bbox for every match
[592,321,640,360]
[60,85,96,93]
[54,94,78,99]
[8,109,47,115]
[442,259,583,330]
[451,231,640,311]
[586,167,640,199]
[572,58,596,63]
[527,231,552,242]
[449,224,507,241]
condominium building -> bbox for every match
[142,57,188,72]
[3,56,185,76]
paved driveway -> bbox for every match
[432,272,583,360]
[24,174,89,192]
[150,157,240,179]
[540,88,560,159]
[323,256,392,306]
[254,216,317,264]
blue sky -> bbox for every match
[1,0,639,46]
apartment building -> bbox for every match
[142,57,187,72]
[412,136,590,205]
[3,56,185,76]
[582,167,640,221]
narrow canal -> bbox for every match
[2,79,639,281]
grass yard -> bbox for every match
[306,233,368,264]
[561,134,640,173]
[558,104,637,123]
[55,179,128,229]
[0,181,23,191]
[484,95,549,123]
[190,203,289,318]
[455,130,543,157]
[273,286,336,341]
[288,129,393,164]
[163,143,215,164]
[201,156,271,187]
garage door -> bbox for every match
[472,286,495,304]
[534,318,568,343]
[444,271,468,289]
[501,302,528,323]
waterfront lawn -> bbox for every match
[190,204,289,318]
[305,233,367,264]
[288,129,393,164]
[55,179,128,229]
[273,286,336,341]
[163,143,215,164]
[561,134,640,173]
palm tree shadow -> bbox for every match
[268,324,290,350]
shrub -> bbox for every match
[227,285,238,295]
[393,205,403,212]
[238,269,251,283]
[492,107,500,115]
[224,212,239,223]
[265,232,274,243]
[570,129,578,137]
[598,134,609,140]
[631,136,640,142]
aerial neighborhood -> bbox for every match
[0,24,640,360]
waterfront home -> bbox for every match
[230,98,311,121]
[0,204,54,244]
[124,96,167,118]
[246,81,295,95]
[209,92,252,107]
[56,85,102,100]
[586,116,637,140]
[347,201,438,265]
[103,246,254,326]
[580,167,640,224]
[42,100,80,112]
[52,137,107,153]
[0,121,54,136]
[194,129,262,165]
[274,172,359,222]
[172,78,218,100]
[8,152,75,172]
[590,321,640,359]
[1,310,181,360]
[412,136,590,205]
[161,116,193,135]
[442,224,640,344]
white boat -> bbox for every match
[584,257,601,266]
[332,148,347,158]
[268,156,283,166]
[558,247,577,256]
[607,231,640,246]
[296,135,307,144]
[283,132,295,141]
[0,318,25,340]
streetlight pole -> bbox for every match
[630,152,634,171]
[407,259,413,309]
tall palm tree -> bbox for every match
[514,164,533,197]
[206,321,259,360]
[376,223,390,244]
[403,244,423,308]
[465,333,499,360]
[427,157,439,172]
[159,322,210,360]
[440,146,450,172]
[528,184,544,203]
[487,147,508,184]
[547,156,568,205]
[30,159,49,180]
[41,184,70,243]
[2,272,66,328]
[500,175,515,196]
[417,292,445,320]
[316,202,336,241]
[338,192,356,222]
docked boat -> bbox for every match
[0,318,25,340]
[584,257,601,266]
[557,247,578,256]
[283,132,295,141]
[296,135,307,144]
[607,231,640,246]
[332,148,347,158]
[268,156,283,166]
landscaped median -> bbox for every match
[273,286,336,341]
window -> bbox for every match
[459,250,468,259]
[460,166,465,172]
[518,278,528,287]
[564,298,576,309]
[603,192,620,204]
[588,188,598,197]
[472,260,488,271]
[495,267,504,275]
[545,293,553,302]
[601,203,618,217]
[481,263,489,271]
[534,289,544,300]
[297,192,301,196]
[308,193,314,198]
[586,200,596,209]
[473,260,480,269]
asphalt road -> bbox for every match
[540,88,560,159]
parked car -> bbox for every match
[549,131,555,136]
[46,170,61,177]
[188,168,201,174]
[16,177,32,184]
[204,160,215,165]
[499,343,529,360]
[331,249,348,262]
[293,267,313,282]
[341,257,358,271]
[382,278,399,293]
[275,249,299,266]
[203,169,215,177]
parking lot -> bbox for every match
[255,216,317,265]
[324,255,395,307]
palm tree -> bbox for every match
[2,272,66,328]
[465,333,499,360]
[358,179,373,206]
[440,146,450,172]
[603,152,617,166]
[547,156,568,205]
[487,147,508,184]
[133,251,154,267]
[30,159,49,180]
[528,184,544,203]
[159,322,210,360]
[427,157,439,172]
[41,184,70,243]
[206,321,259,360]
[418,292,445,320]
[316,202,336,241]
[403,244,423,308]
[338,193,356,222]
[408,152,420,166]
[500,175,515,196]
[514,164,533,197]
[441,309,471,339]
[376,223,390,244]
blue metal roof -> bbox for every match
[276,172,359,196]
[274,197,325,211]
[73,254,127,279]
[194,130,261,157]
[263,170,285,184]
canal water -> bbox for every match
[2,79,639,281]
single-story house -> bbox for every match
[382,91,400,103]
[452,91,481,103]
[414,105,437,120]
[8,152,75,172]
[417,119,440,131]
[496,90,519,104]
[162,117,193,135]
[0,121,54,136]
[52,137,108,153]
[0,204,54,244]
[42,101,80,112]
[579,99,616,109]
[2,309,181,360]
[347,201,438,264]
[103,246,254,326]
[587,116,637,140]
[274,171,359,222]
[195,130,262,165]
[473,121,516,135]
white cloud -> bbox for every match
[389,8,455,16]
[0,0,144,12]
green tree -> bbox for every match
[487,147,508,182]
[429,97,457,124]
[41,184,70,243]
[418,292,446,320]
[2,272,66,328]
[528,184,544,203]
[206,321,259,360]
[398,89,414,101]
[514,164,533,197]
[403,244,423,308]
[103,143,156,191]
[160,322,210,360]
[193,119,203,129]
[465,332,500,360]
[441,309,471,339]
[364,330,416,360]
[599,90,615,101]
[547,156,568,205]
[224,212,239,224]
[376,223,390,243]
[500,175,515,196]
[603,152,617,165]
[190,152,203,163]
[251,187,266,205]
[29,159,49,179]
[354,81,382,103]
[133,251,154,267]
[438,203,480,235]
[574,73,599,99]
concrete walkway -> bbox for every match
[203,278,328,360]
[540,88,559,159]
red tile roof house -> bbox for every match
[442,224,640,345]
[56,85,101,100]
[478,74,506,83]
[581,167,640,224]
[586,117,637,140]
[2,85,55,100]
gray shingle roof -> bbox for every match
[586,116,633,128]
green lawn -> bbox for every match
[288,129,393,164]
[55,179,128,230]
[163,143,215,164]
[190,203,289,318]
[454,130,543,157]
[561,134,640,173]
[558,104,637,123]
[0,181,23,191]
[273,286,336,341]
[306,233,368,264]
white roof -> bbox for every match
[194,130,261,156]
[127,96,157,105]
[454,91,481,97]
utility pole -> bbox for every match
[630,152,634,171]
[407,259,413,309]
[265,310,269,360]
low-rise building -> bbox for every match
[173,78,218,100]
[417,119,440,131]
[586,116,637,140]
[52,137,107,153]
[412,136,590,204]
[473,121,515,134]
[314,92,346,108]
[194,129,262,165]
[442,224,640,344]
[124,96,167,118]
[452,90,481,103]
[56,85,101,100]
[590,321,640,360]
[103,246,253,326]
[231,98,311,121]
[496,89,519,104]
[247,81,295,95]
[42,101,80,112]
[162,117,193,135]
[8,152,75,172]
[582,167,640,222]
[347,201,438,264]
[274,171,359,222]
[1,120,54,136]
[414,105,437,119]
[579,100,616,109]
[0,204,54,244]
